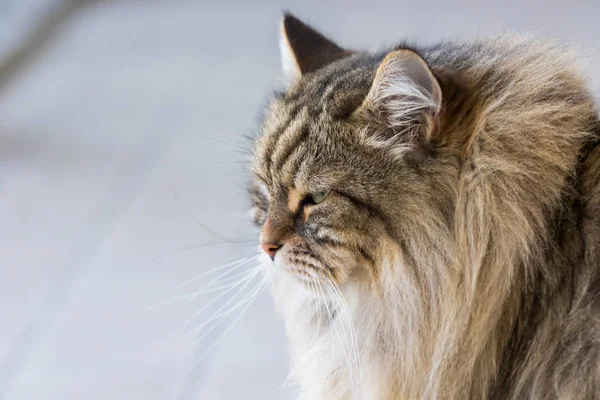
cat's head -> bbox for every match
[249,14,454,287]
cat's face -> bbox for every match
[250,91,390,285]
[249,15,445,287]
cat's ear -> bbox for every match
[360,49,442,150]
[279,13,350,86]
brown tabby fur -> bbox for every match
[249,14,600,400]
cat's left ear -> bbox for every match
[279,13,350,86]
[360,49,443,150]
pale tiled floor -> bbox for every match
[0,1,598,399]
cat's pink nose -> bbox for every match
[261,242,281,260]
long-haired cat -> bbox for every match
[248,13,600,400]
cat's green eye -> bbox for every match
[310,190,330,204]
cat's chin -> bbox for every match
[262,251,365,330]
[261,253,333,314]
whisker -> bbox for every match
[324,277,361,396]
[151,268,261,310]
[176,277,266,395]
[194,275,266,345]
[332,281,360,387]
[189,266,263,339]
[314,281,323,339]
[325,275,361,374]
[181,263,263,308]
[171,254,258,292]
[316,280,337,399]
[170,266,261,339]
[317,281,354,387]
[172,190,235,243]
[191,265,261,289]
[323,280,356,395]
[147,255,258,313]
[307,280,313,320]
[284,279,321,389]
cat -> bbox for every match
[248,13,600,400]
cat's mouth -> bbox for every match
[261,237,360,287]
[271,248,328,282]
[286,264,321,282]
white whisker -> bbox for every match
[172,254,258,292]
[149,267,260,310]
[325,275,362,396]
[326,276,361,371]
[181,266,262,306]
[283,279,322,389]
[193,277,267,353]
[316,280,355,399]
[316,280,336,399]
[314,280,323,340]
[192,267,263,340]
[170,266,261,339]
[307,280,313,320]
[323,279,356,397]
[176,277,267,394]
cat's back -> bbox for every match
[422,35,598,207]
[425,35,597,126]
[425,35,600,399]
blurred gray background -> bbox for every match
[0,1,598,399]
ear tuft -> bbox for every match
[279,13,350,86]
[279,15,302,85]
[362,49,442,147]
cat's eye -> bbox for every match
[309,190,330,204]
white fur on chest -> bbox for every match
[262,256,379,400]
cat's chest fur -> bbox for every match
[265,259,391,400]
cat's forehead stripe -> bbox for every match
[259,65,357,182]
[258,101,305,181]
[269,116,309,180]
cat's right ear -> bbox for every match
[279,13,350,86]
[358,49,443,156]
